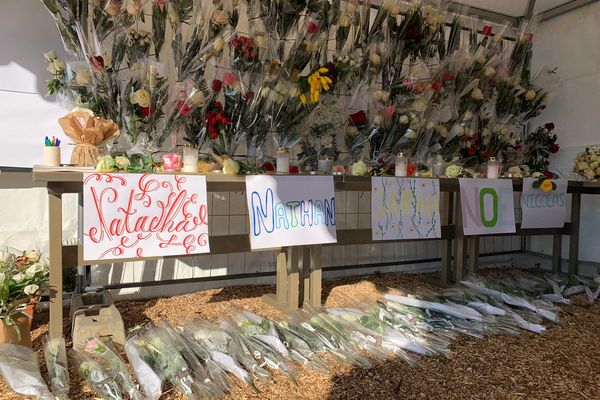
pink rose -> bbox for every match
[384,105,395,118]
[223,72,236,85]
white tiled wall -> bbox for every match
[94,190,523,299]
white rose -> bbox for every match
[463,111,473,121]
[25,250,40,262]
[127,0,142,15]
[346,125,358,137]
[13,273,25,283]
[426,121,435,130]
[422,5,433,14]
[105,0,121,16]
[211,9,230,26]
[369,53,381,66]
[346,3,356,13]
[351,160,368,176]
[436,125,448,138]
[26,263,45,277]
[213,37,225,52]
[24,284,39,296]
[189,90,206,107]
[484,67,496,77]
[254,35,268,49]
[75,68,92,85]
[525,90,536,101]
[44,50,57,62]
[115,156,130,169]
[130,89,150,107]
[71,107,95,116]
[322,135,334,147]
[399,115,409,124]
[577,161,589,171]
[373,115,383,125]
[412,99,427,112]
[471,87,484,100]
[493,33,503,43]
[223,159,240,175]
[0,251,10,263]
[374,90,390,102]
[405,129,417,140]
[46,59,64,75]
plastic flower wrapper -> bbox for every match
[40,0,85,56]
[70,347,123,400]
[80,337,144,400]
[182,318,266,389]
[156,80,210,148]
[283,15,327,76]
[229,34,262,75]
[287,305,372,368]
[42,335,69,400]
[220,314,298,382]
[128,324,217,399]
[271,320,329,372]
[124,336,163,400]
[0,344,54,400]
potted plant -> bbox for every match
[0,249,49,347]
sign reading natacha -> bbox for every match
[459,178,516,236]
[83,173,210,260]
[245,176,337,249]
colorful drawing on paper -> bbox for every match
[371,177,441,241]
[459,178,516,235]
[83,173,210,260]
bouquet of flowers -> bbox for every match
[521,122,559,173]
[0,344,54,400]
[70,348,123,400]
[42,335,70,400]
[574,145,600,180]
[0,249,48,340]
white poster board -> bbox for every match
[83,173,209,260]
[371,177,441,240]
[245,176,337,250]
[520,178,568,229]
[459,178,516,236]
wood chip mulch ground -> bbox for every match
[1,267,599,400]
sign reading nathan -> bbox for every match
[459,178,516,235]
[245,176,337,249]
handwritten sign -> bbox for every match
[371,177,441,240]
[459,178,516,235]
[83,173,209,260]
[245,176,337,250]
[521,178,567,229]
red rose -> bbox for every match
[245,91,255,102]
[177,102,192,116]
[545,122,555,130]
[543,170,555,178]
[467,147,476,156]
[307,21,318,33]
[349,110,367,126]
[549,143,560,153]
[526,33,534,42]
[139,106,154,117]
[407,25,419,39]
[262,162,275,171]
[480,150,489,159]
[88,55,105,71]
[431,81,442,91]
[482,26,493,36]
[407,164,416,177]
[212,79,223,92]
[214,101,222,110]
[442,72,454,82]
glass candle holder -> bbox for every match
[162,153,182,171]
[318,157,333,174]
[182,146,198,173]
[487,157,499,179]
[276,148,290,173]
[395,153,408,177]
[432,155,445,177]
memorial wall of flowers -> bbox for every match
[41,0,560,178]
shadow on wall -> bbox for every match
[0,0,66,98]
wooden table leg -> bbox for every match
[468,236,479,274]
[440,192,453,285]
[301,246,311,307]
[568,192,581,280]
[453,192,467,282]
[309,245,323,308]
[552,234,562,274]
[286,246,300,310]
[275,249,288,304]
[48,188,63,339]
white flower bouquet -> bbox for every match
[574,145,600,180]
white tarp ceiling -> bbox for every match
[453,0,574,17]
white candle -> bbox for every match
[487,157,499,179]
[276,148,290,173]
[318,158,333,174]
[182,146,198,173]
[395,153,408,177]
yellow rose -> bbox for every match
[130,89,150,107]
[351,160,368,176]
[484,67,496,77]
[525,90,536,101]
[540,179,553,193]
[369,53,381,66]
[223,158,240,175]
[471,87,484,100]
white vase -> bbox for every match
[182,146,198,173]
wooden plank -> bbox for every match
[568,192,581,280]
[440,192,453,284]
[48,190,64,339]
[309,245,323,308]
[552,234,562,274]
[275,250,288,304]
[453,191,467,282]
[468,236,480,274]
[286,247,300,310]
[301,247,311,305]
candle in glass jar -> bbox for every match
[276,148,290,173]
[318,158,333,174]
[182,146,198,173]
[487,157,499,179]
[162,153,182,171]
[395,152,408,177]
[432,155,445,177]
